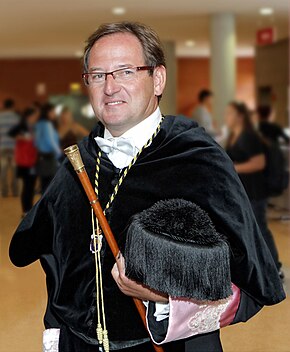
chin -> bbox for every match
[102,115,129,131]
[102,113,125,124]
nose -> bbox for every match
[103,74,121,96]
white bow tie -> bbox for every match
[95,136,136,157]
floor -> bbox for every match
[0,197,289,352]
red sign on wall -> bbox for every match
[256,27,276,46]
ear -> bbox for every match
[153,65,166,97]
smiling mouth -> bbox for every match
[105,101,125,106]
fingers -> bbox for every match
[112,252,143,297]
[111,262,119,282]
[111,254,169,301]
[115,251,125,274]
[111,252,126,288]
[111,262,128,295]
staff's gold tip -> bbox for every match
[64,144,84,172]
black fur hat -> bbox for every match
[124,199,232,301]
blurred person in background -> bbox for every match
[192,89,216,136]
[35,103,61,194]
[9,107,39,217]
[257,105,289,145]
[256,105,289,216]
[58,106,89,150]
[0,98,20,197]
[225,101,282,276]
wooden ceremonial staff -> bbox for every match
[64,145,164,352]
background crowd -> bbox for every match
[0,98,88,217]
[0,93,288,279]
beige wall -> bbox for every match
[160,41,177,115]
[255,39,289,127]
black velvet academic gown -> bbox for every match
[9,116,285,351]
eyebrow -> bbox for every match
[89,64,135,72]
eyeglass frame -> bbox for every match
[82,66,155,86]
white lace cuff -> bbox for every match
[43,328,60,352]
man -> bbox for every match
[10,22,285,352]
[192,89,215,136]
[0,98,20,197]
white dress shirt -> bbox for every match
[95,107,170,321]
[95,107,162,168]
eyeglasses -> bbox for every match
[82,66,154,86]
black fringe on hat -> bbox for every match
[124,199,232,301]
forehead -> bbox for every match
[88,33,145,69]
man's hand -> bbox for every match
[111,252,169,303]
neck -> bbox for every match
[105,106,159,137]
[106,127,130,138]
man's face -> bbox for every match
[87,33,166,136]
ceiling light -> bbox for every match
[185,40,196,47]
[259,8,274,16]
[112,7,126,15]
[70,83,81,93]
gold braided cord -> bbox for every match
[92,151,109,351]
[92,211,109,351]
[91,209,103,344]
[97,235,109,352]
[95,151,101,195]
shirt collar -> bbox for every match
[103,107,162,151]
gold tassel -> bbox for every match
[103,329,109,352]
[96,323,103,345]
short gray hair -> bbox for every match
[83,21,166,73]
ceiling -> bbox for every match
[0,0,288,58]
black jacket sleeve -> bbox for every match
[232,290,263,324]
[9,197,53,267]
